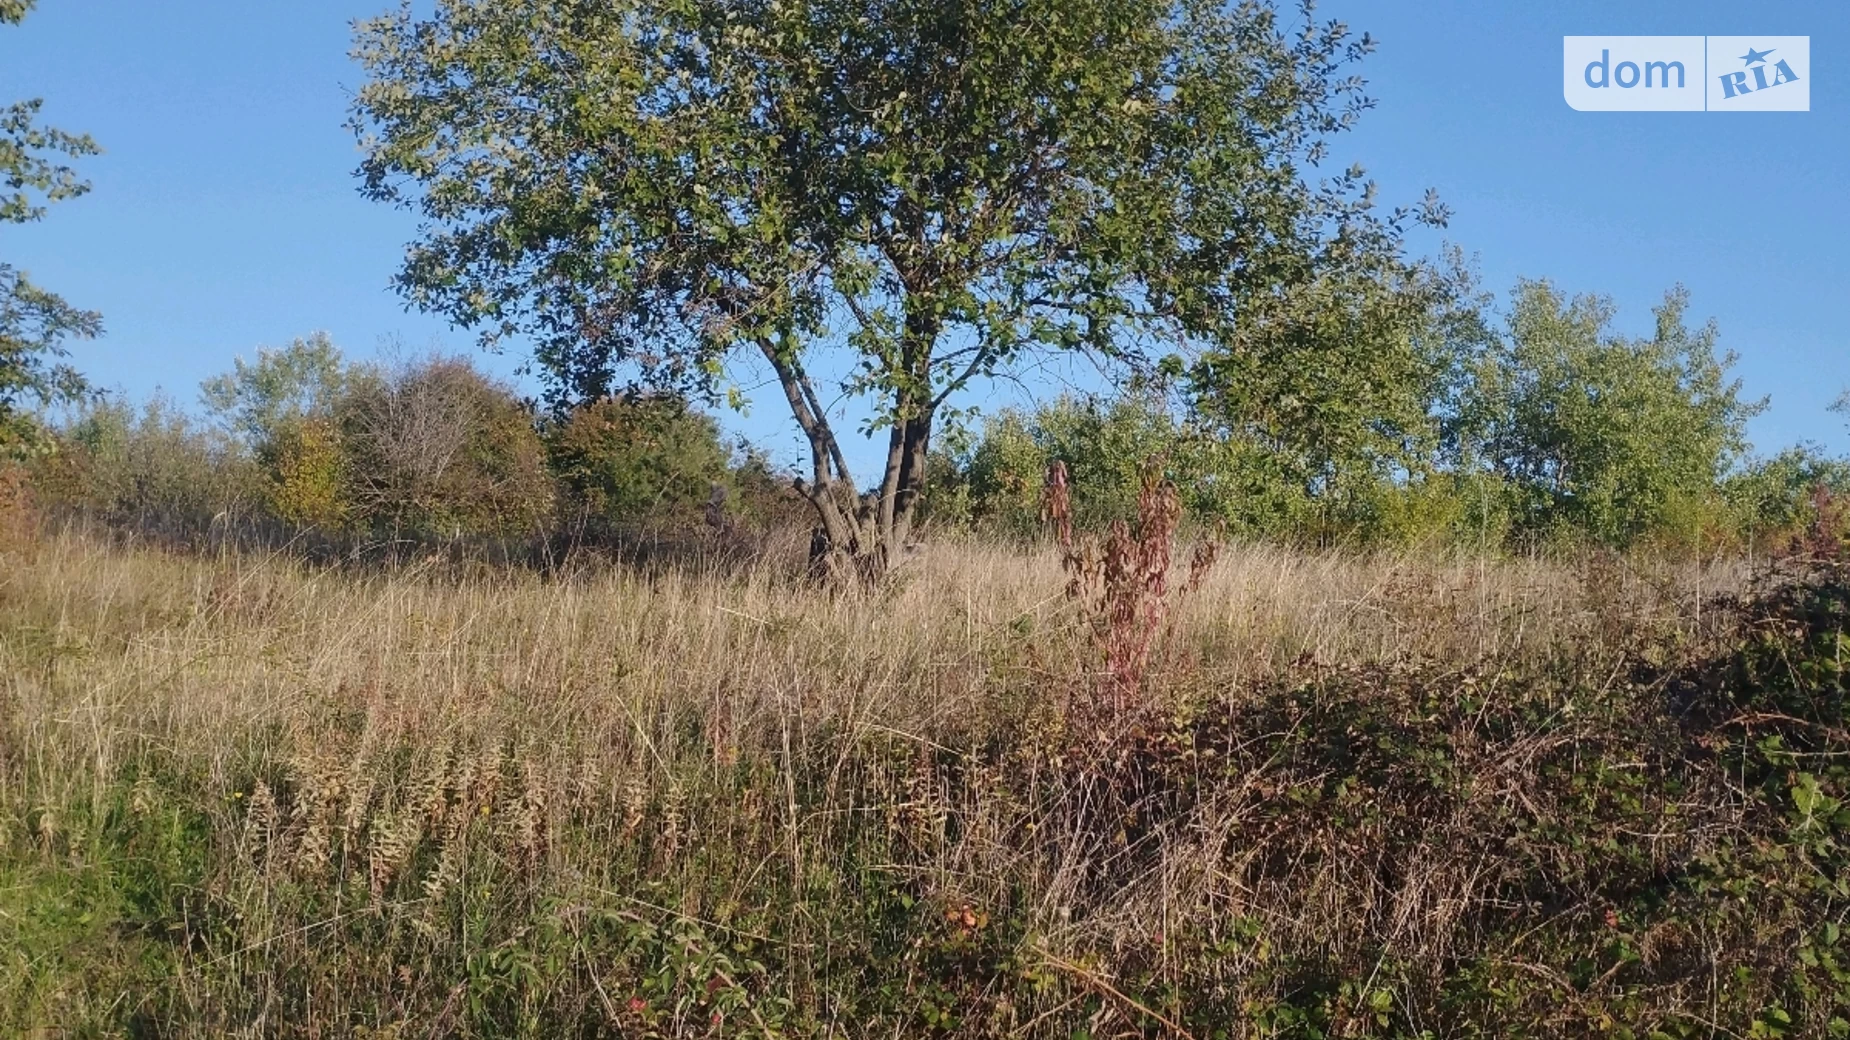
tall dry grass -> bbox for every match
[4,525,1737,772]
[0,523,1791,1037]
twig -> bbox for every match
[1035,946,1197,1040]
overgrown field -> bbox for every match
[2,523,1847,1038]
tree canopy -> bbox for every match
[1,0,101,459]
[200,332,352,446]
[352,0,1439,577]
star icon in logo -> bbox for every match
[1740,46,1776,66]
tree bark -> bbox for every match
[758,327,938,585]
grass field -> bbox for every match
[2,522,1846,1038]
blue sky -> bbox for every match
[3,0,1845,478]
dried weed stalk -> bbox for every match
[1043,458,1217,715]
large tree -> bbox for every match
[1,0,101,459]
[352,0,1433,578]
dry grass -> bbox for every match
[2,526,1737,773]
[3,524,1805,1038]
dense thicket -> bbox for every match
[17,309,1848,559]
[26,339,797,553]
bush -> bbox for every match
[201,344,557,541]
[948,395,1469,547]
[1723,446,1850,551]
[200,332,349,448]
[337,357,554,539]
[546,394,734,528]
[261,415,349,529]
[31,395,258,536]
[953,394,1236,537]
[1461,281,1764,548]
[29,343,793,551]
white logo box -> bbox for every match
[1564,36,1809,112]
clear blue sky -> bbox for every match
[3,0,1846,477]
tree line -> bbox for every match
[16,315,1846,558]
[931,276,1847,553]
[4,0,1847,561]
[26,337,804,547]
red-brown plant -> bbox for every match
[1044,458,1216,713]
[1793,485,1850,562]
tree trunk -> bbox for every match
[760,300,940,585]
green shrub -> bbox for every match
[200,332,349,448]
[954,394,1238,537]
[546,395,733,527]
[1461,281,1764,548]
[949,395,1465,547]
[261,415,349,530]
[1724,446,1850,550]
